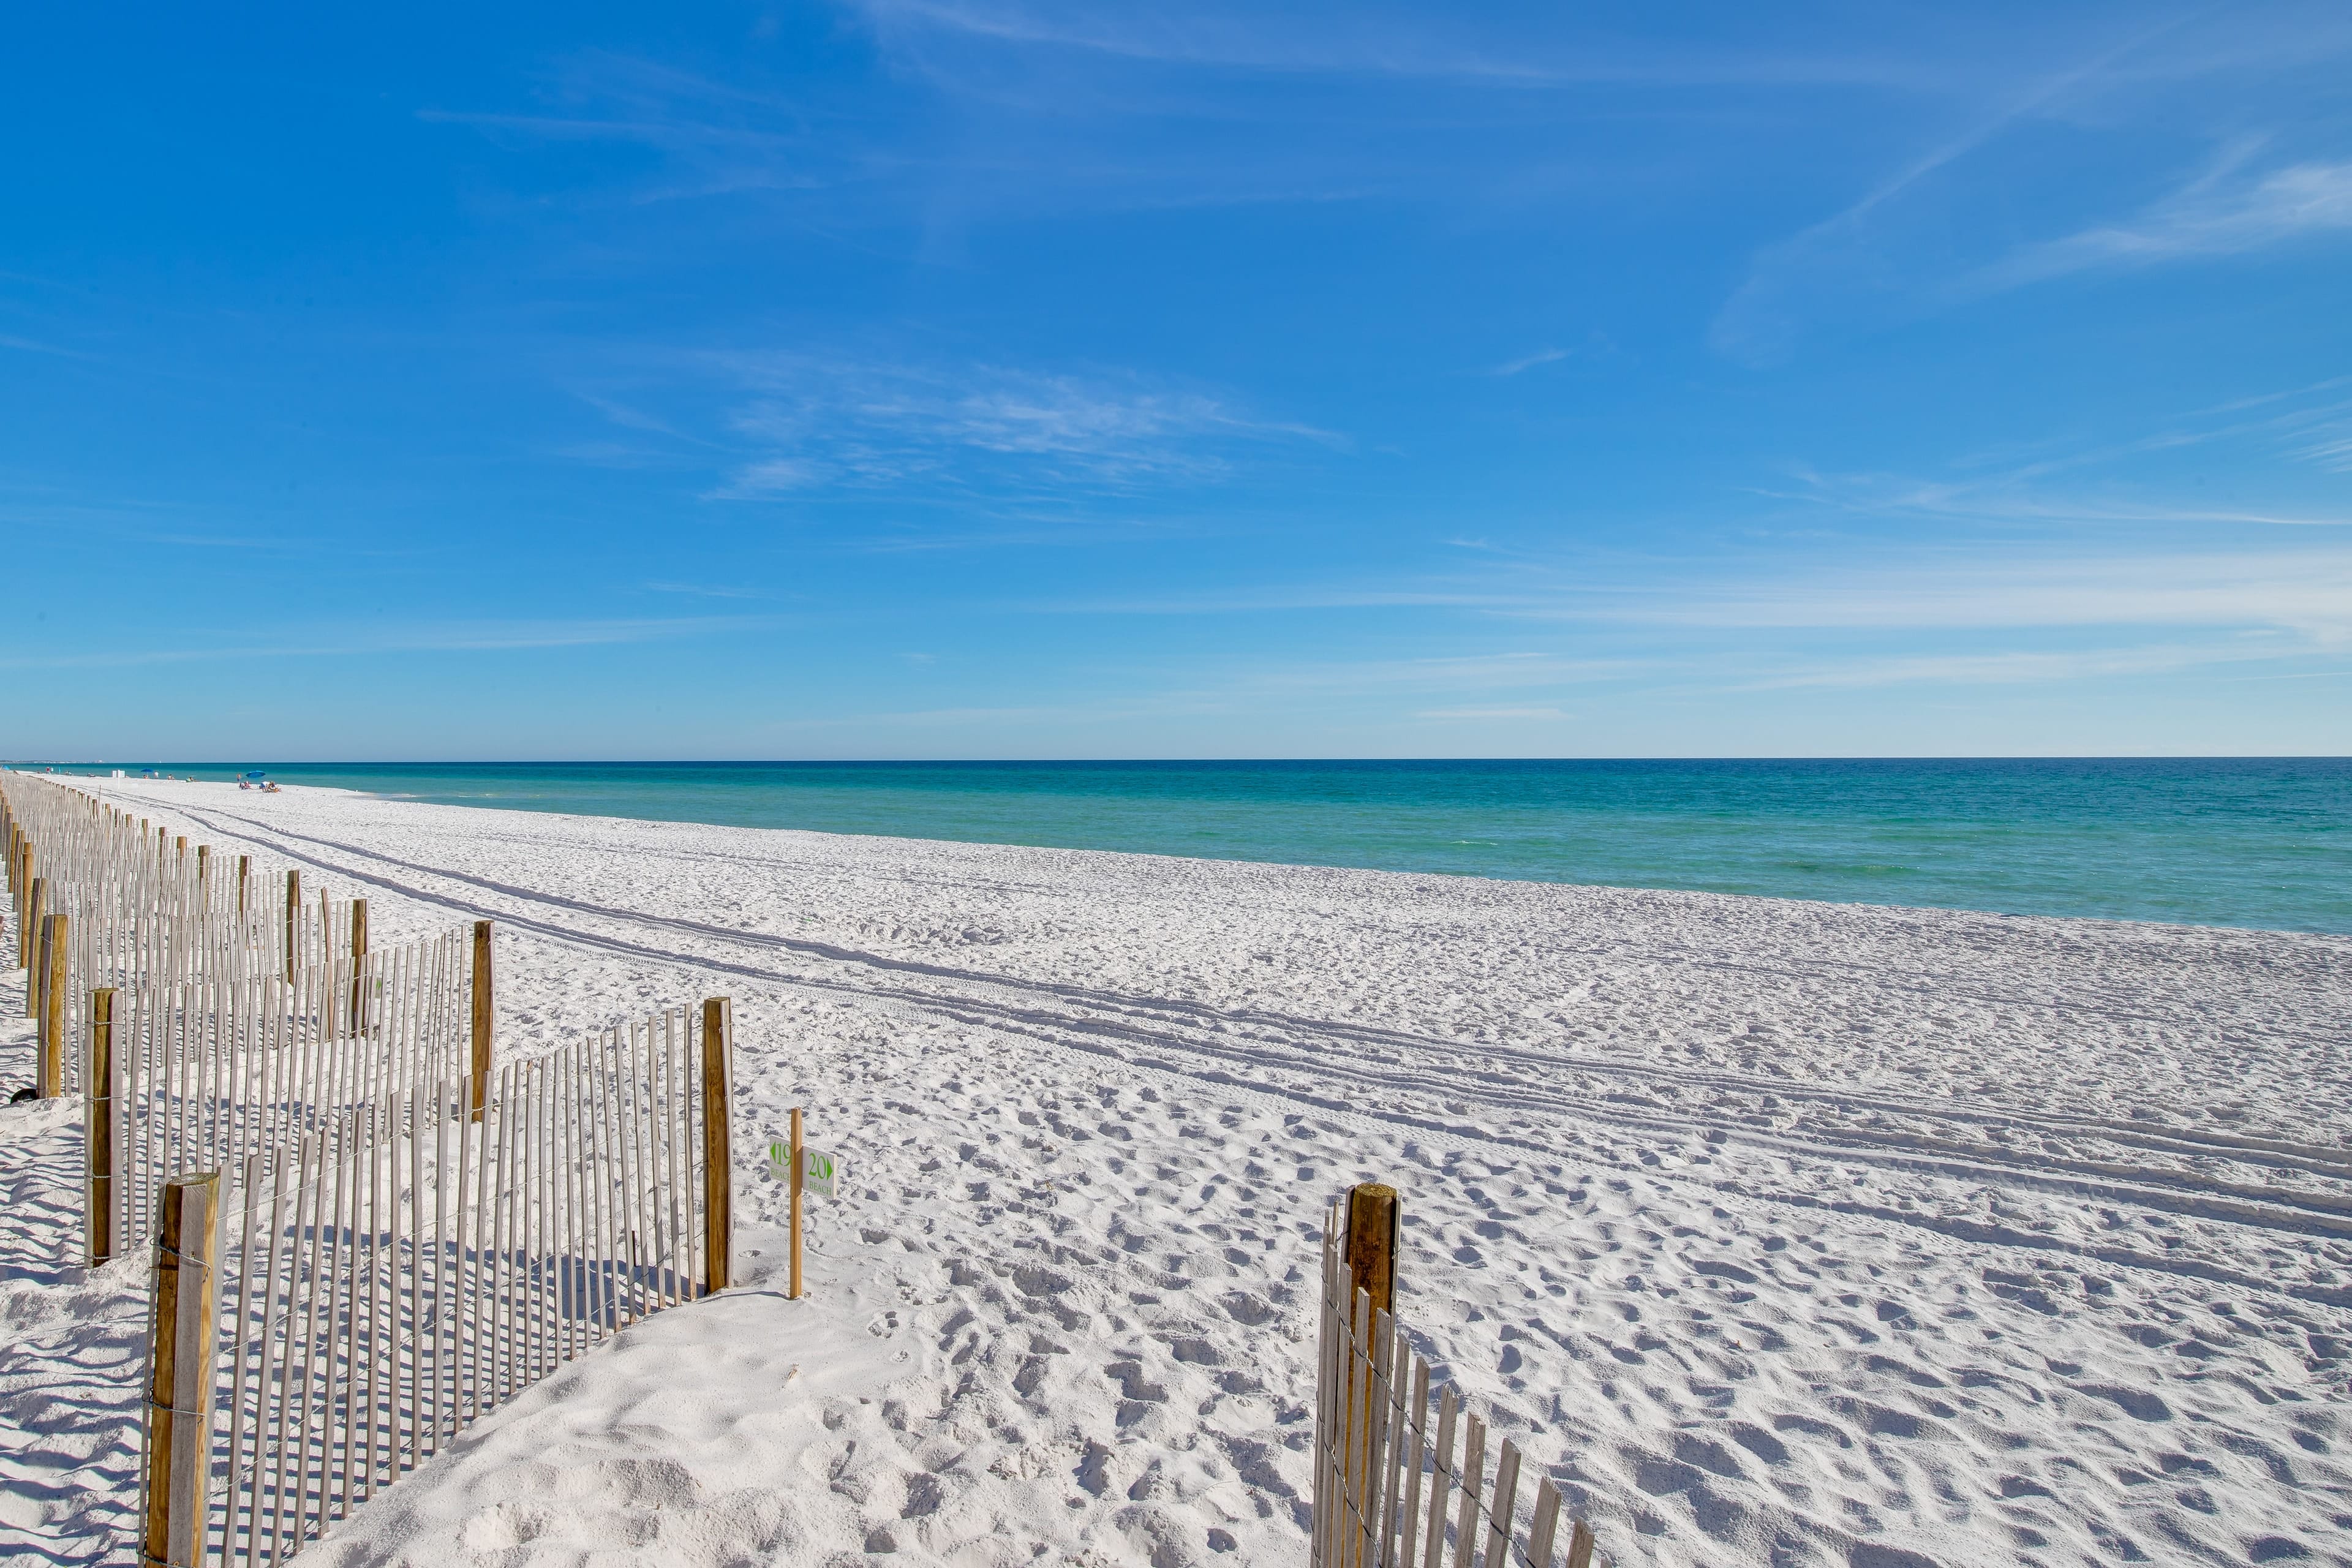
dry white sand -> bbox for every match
[2,779,2348,1567]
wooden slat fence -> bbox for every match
[1313,1201,1599,1568]
[144,1002,731,1568]
[1,773,364,1099]
[93,928,471,1265]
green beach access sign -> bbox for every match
[766,1139,839,1199]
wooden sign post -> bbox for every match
[789,1107,804,1301]
[701,997,733,1295]
[88,987,116,1265]
[142,1171,222,1568]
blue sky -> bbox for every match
[4,2,2350,760]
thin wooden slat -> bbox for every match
[1363,1310,1398,1568]
[1451,1414,1485,1568]
[627,1019,655,1322]
[320,1102,361,1537]
[1484,1440,1522,1568]
[1395,1357,1431,1568]
[496,1063,521,1398]
[1421,1384,1457,1568]
[404,1086,425,1480]
[1313,1209,1343,1568]
[1371,1324,1413,1568]
[597,1029,620,1333]
[1525,1478,1562,1568]
[594,1032,623,1329]
[565,1042,583,1362]
[581,1035,605,1346]
[454,1078,477,1423]
[220,1153,265,1563]
[477,1077,499,1406]
[272,1127,330,1559]
[536,1057,556,1384]
[663,1012,684,1308]
[363,1097,388,1501]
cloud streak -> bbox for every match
[0,616,763,671]
[1977,151,2352,290]
[698,354,1334,501]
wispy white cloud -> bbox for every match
[708,457,824,498]
[644,581,771,600]
[1702,2,2352,363]
[1029,541,2352,650]
[1763,379,2352,524]
[1487,347,1569,377]
[0,616,760,671]
[0,333,101,361]
[699,354,1333,500]
[1764,473,2352,531]
[851,1,1980,91]
[1544,551,2352,652]
[1736,640,2307,690]
[1414,704,1572,720]
[1976,151,2352,289]
[417,55,840,205]
[1709,18,2174,361]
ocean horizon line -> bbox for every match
[14,753,2350,769]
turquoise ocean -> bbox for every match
[39,758,2352,935]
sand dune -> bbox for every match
[2,778,2346,1566]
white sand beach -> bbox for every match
[3,778,2348,1567]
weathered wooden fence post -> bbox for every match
[236,854,249,916]
[470,920,493,1120]
[702,997,733,1295]
[88,987,116,1265]
[282,870,300,979]
[348,898,368,1036]
[143,1170,222,1568]
[1346,1183,1398,1314]
[37,911,67,1096]
[1343,1183,1397,1568]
